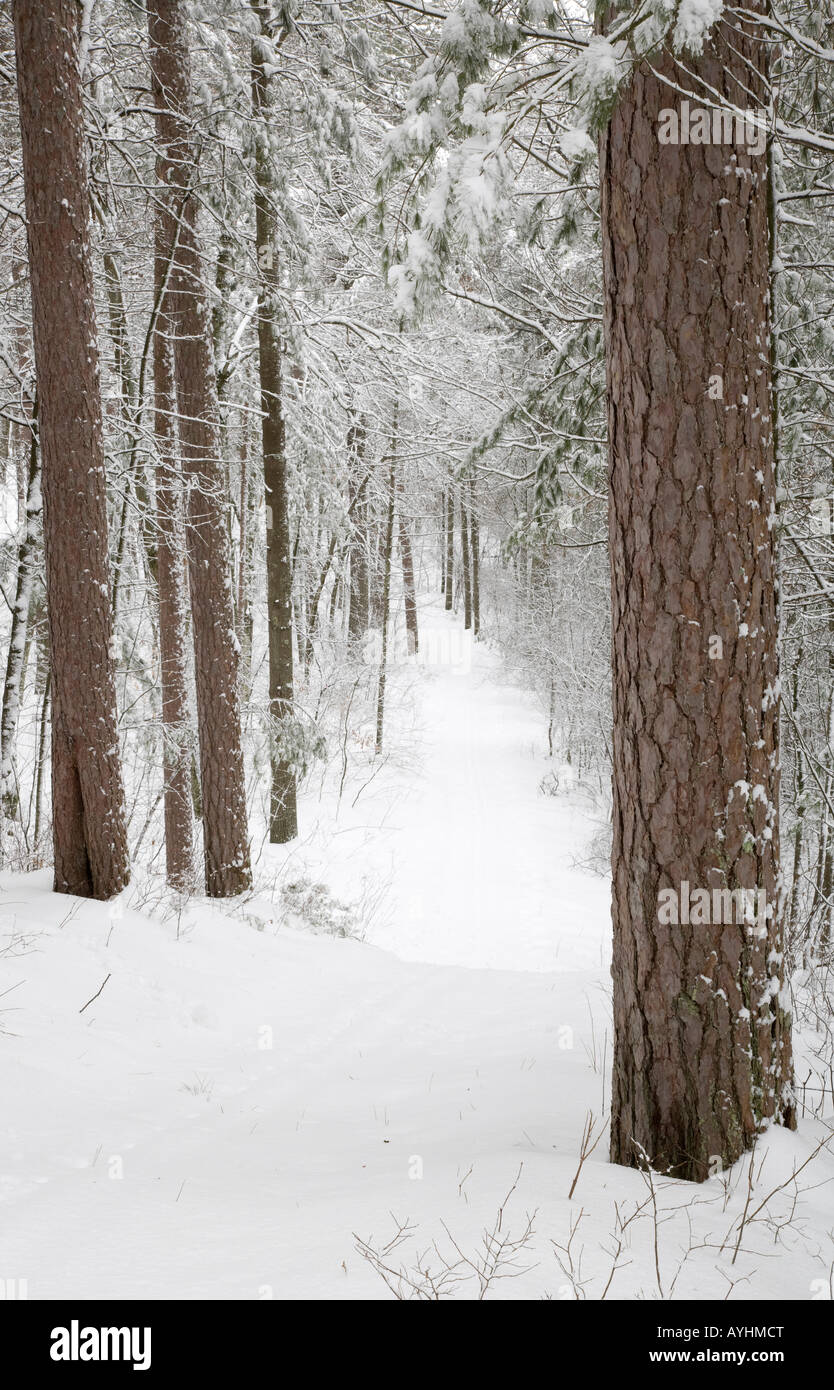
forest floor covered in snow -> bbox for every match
[2,598,834,1300]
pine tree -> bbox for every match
[251,1,298,845]
[601,5,795,1179]
[13,0,130,898]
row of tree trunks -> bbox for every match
[439,481,480,634]
[148,0,251,895]
[13,0,130,898]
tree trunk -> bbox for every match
[251,5,297,845]
[375,417,397,755]
[0,417,40,824]
[14,0,130,899]
[469,476,480,637]
[439,490,446,594]
[601,6,794,1180]
[399,490,419,656]
[152,204,194,890]
[444,483,454,611]
[148,0,251,895]
[347,415,370,645]
[460,493,472,631]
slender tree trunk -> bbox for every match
[469,476,480,637]
[14,0,130,899]
[461,493,472,631]
[33,670,50,854]
[439,490,446,594]
[148,0,251,895]
[0,417,40,824]
[375,417,397,755]
[237,425,257,693]
[251,6,297,844]
[788,649,805,937]
[347,416,371,645]
[399,491,419,655]
[601,5,794,1180]
[152,214,194,890]
[444,483,454,611]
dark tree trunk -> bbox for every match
[14,0,130,899]
[148,0,251,896]
[251,5,297,845]
[601,5,794,1180]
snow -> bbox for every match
[1,598,833,1299]
[672,0,724,56]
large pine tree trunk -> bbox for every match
[251,7,297,845]
[148,0,251,896]
[14,0,130,899]
[601,6,794,1180]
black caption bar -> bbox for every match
[0,1298,820,1376]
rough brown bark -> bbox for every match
[251,6,297,845]
[601,7,794,1180]
[148,0,251,895]
[14,0,130,898]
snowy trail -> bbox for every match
[292,595,611,971]
[2,598,833,1299]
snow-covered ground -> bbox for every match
[2,599,833,1300]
